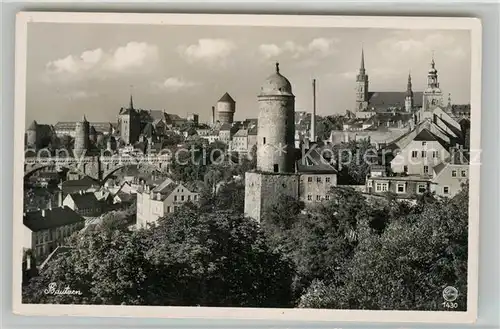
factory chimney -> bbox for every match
[211,106,216,125]
[310,79,317,142]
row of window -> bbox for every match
[35,223,80,245]
[452,170,467,178]
[411,150,439,158]
[306,194,331,201]
[173,194,198,202]
[373,182,430,194]
[306,177,332,183]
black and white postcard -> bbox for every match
[12,12,482,324]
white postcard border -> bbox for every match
[12,12,482,324]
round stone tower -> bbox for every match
[74,115,90,157]
[26,120,38,147]
[257,62,295,173]
[216,92,236,124]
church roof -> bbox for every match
[24,206,85,232]
[89,126,97,135]
[367,91,423,110]
[141,122,155,137]
[218,92,235,103]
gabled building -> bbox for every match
[63,191,103,217]
[23,207,85,261]
[136,178,200,227]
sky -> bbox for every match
[25,23,471,126]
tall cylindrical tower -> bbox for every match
[26,120,38,147]
[257,62,295,173]
[216,92,236,124]
[74,115,90,157]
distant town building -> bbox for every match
[63,191,103,217]
[26,120,55,150]
[136,178,200,227]
[118,95,141,145]
[23,206,85,261]
[216,92,236,124]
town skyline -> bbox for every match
[26,23,471,125]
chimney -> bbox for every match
[310,79,317,142]
[41,209,45,217]
[211,106,216,125]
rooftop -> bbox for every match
[24,206,85,231]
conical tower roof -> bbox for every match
[27,120,38,130]
[218,92,235,103]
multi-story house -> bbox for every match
[431,149,469,197]
[23,206,85,261]
[63,191,103,217]
[136,178,200,227]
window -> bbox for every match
[194,195,198,201]
[325,195,330,201]
[316,177,322,183]
[307,195,312,201]
[397,183,405,193]
[443,186,450,194]
[403,165,408,173]
[424,166,429,174]
[263,137,266,144]
[326,177,331,183]
[308,177,313,183]
[273,164,279,172]
[187,195,191,201]
[411,151,418,158]
[452,170,457,177]
[167,206,171,213]
[174,195,177,201]
[421,151,427,157]
[375,183,382,192]
[367,180,372,187]
[433,151,438,158]
[316,195,321,201]
[181,195,185,201]
[422,142,427,146]
[381,183,388,192]
[461,170,467,177]
[417,184,426,194]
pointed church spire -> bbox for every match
[360,46,365,71]
[129,85,134,110]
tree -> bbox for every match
[299,186,469,311]
[145,208,295,307]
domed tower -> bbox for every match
[422,55,443,112]
[216,92,236,124]
[74,115,90,157]
[257,62,296,173]
[26,120,38,148]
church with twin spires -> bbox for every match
[354,48,444,116]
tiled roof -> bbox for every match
[414,128,437,142]
[296,146,337,174]
[24,206,85,231]
[233,129,248,137]
[368,91,423,109]
[219,123,232,131]
[68,192,101,210]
